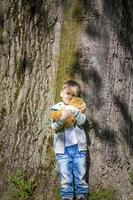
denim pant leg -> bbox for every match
[56,152,74,199]
[73,147,89,198]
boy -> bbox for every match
[51,80,89,200]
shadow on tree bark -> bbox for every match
[82,0,133,56]
[103,0,133,56]
[69,48,118,145]
[113,95,133,153]
[69,50,104,110]
[68,0,133,150]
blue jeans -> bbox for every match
[56,144,89,199]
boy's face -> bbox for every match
[60,87,78,105]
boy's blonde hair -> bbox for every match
[62,80,81,97]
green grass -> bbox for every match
[90,188,117,200]
[9,169,36,200]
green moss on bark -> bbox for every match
[55,0,84,102]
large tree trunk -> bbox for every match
[0,0,133,200]
[0,0,60,199]
[77,0,133,199]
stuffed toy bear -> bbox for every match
[51,97,86,128]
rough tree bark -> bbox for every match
[76,0,133,199]
[0,0,60,199]
[0,0,133,200]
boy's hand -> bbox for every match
[60,110,72,120]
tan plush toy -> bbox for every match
[51,97,86,128]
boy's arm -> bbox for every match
[74,109,86,126]
[51,107,72,132]
[50,106,65,132]
[65,105,86,126]
[51,119,65,132]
